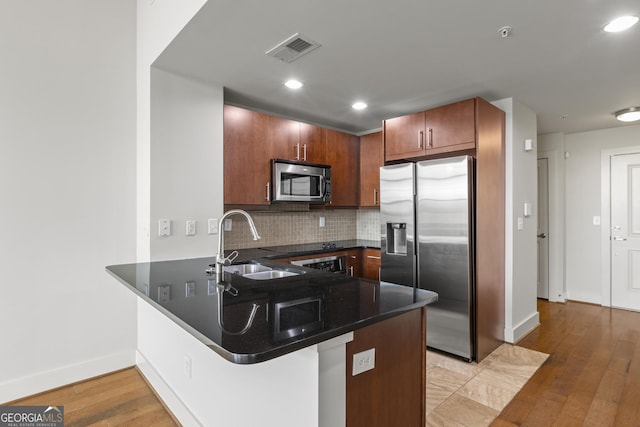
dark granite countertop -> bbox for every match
[258,239,381,258]
[106,251,436,365]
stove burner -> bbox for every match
[322,242,337,250]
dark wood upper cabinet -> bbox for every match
[359,131,383,207]
[299,122,326,164]
[325,129,359,207]
[268,115,300,161]
[224,106,359,207]
[268,118,327,163]
[223,105,271,206]
[383,111,426,161]
[384,98,477,161]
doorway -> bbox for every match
[601,146,640,308]
[610,153,640,311]
[537,158,549,299]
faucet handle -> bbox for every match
[226,250,239,264]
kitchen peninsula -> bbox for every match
[107,250,437,427]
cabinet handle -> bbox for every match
[348,266,354,276]
[367,256,381,260]
[373,188,378,205]
[295,143,300,160]
[303,144,307,161]
[418,130,424,148]
[427,128,433,147]
[265,182,270,201]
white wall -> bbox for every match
[136,0,208,262]
[537,133,566,302]
[563,124,640,304]
[492,98,539,343]
[137,299,321,426]
[0,0,137,402]
[150,68,223,261]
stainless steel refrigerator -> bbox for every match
[380,155,475,360]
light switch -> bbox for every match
[524,138,533,151]
[208,218,218,234]
[593,216,601,225]
[185,281,196,297]
[186,220,196,236]
[523,203,532,217]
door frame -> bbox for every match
[600,145,640,307]
[537,157,550,299]
[537,150,564,302]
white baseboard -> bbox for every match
[0,350,135,404]
[136,351,201,427]
[504,311,540,344]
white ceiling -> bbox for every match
[153,0,640,135]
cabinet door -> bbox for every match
[299,122,326,164]
[362,249,381,280]
[325,129,359,207]
[224,105,271,205]
[359,132,383,207]
[425,98,476,153]
[346,249,362,277]
[268,115,301,161]
[383,111,426,161]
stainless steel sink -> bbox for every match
[224,263,272,275]
[223,262,305,280]
[242,270,300,280]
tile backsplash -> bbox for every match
[225,209,380,249]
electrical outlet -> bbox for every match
[319,216,325,227]
[352,348,375,376]
[224,218,233,231]
[517,217,524,231]
[157,284,171,303]
[158,219,171,237]
[185,281,196,298]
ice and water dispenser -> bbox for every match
[386,223,407,255]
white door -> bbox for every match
[537,158,549,299]
[611,153,640,311]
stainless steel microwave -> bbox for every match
[271,159,331,204]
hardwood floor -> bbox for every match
[5,367,177,426]
[492,299,640,426]
[5,300,639,426]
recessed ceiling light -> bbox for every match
[352,102,367,110]
[284,79,303,89]
[604,15,639,32]
[614,107,640,122]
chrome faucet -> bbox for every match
[215,209,261,283]
[214,209,261,335]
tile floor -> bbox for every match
[425,344,549,426]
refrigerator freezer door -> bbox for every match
[416,156,474,360]
[380,163,416,287]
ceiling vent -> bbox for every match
[265,33,321,63]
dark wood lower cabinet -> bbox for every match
[346,308,426,427]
